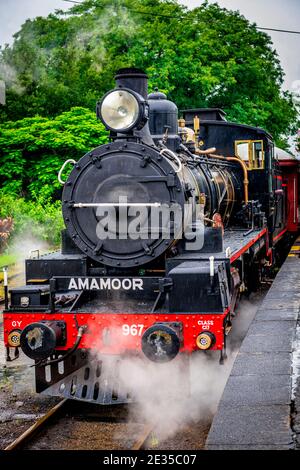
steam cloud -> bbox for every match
[91,295,262,446]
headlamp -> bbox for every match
[97,88,148,132]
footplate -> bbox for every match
[39,355,134,405]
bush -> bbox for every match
[0,194,64,247]
[0,106,108,201]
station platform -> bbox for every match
[206,241,300,450]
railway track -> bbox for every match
[4,399,68,450]
[4,399,156,451]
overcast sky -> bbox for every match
[0,0,299,92]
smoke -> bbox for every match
[72,5,137,72]
[90,291,264,446]
[6,232,50,285]
[9,234,49,263]
[228,296,261,350]
[0,4,138,97]
[89,346,237,445]
[0,61,24,95]
[114,352,233,444]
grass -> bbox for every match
[0,253,18,268]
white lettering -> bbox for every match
[67,277,144,290]
[122,279,131,290]
[78,278,89,289]
[111,278,121,290]
[99,278,110,289]
[68,278,78,289]
[122,324,144,336]
[90,278,100,289]
[133,279,143,290]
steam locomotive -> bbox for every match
[3,68,299,404]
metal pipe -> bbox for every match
[209,154,249,204]
[209,256,215,277]
[33,325,87,368]
[3,267,8,310]
[72,202,162,208]
[195,147,216,155]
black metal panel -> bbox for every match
[26,254,88,283]
[10,284,50,310]
[168,261,229,313]
[61,229,82,255]
[182,108,227,122]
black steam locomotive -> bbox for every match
[4,68,298,404]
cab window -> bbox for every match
[235,140,264,170]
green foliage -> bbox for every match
[0,0,298,144]
[0,107,108,200]
[0,253,18,268]
[0,194,63,246]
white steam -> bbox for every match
[114,352,234,444]
[91,292,264,445]
[0,61,24,95]
[9,234,49,263]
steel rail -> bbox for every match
[4,399,69,450]
[131,423,156,450]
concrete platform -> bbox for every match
[206,254,300,450]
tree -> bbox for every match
[0,0,298,145]
[0,107,108,200]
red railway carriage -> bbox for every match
[3,68,299,404]
[276,148,299,234]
